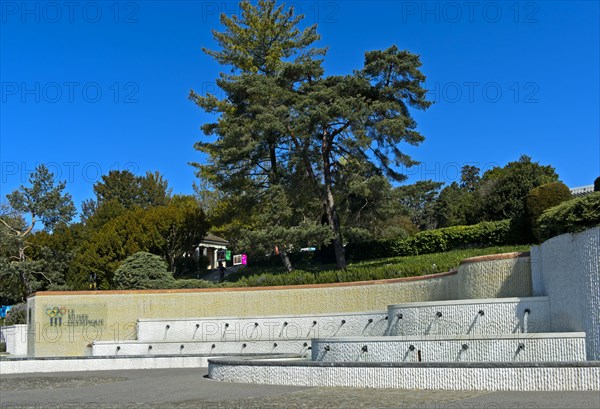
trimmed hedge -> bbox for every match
[537,193,600,242]
[346,219,526,262]
[525,182,572,241]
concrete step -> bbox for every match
[387,297,550,336]
[312,332,586,363]
[136,311,389,342]
[91,339,312,356]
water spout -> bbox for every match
[523,309,531,333]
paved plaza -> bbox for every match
[1,368,598,408]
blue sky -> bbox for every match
[1,0,599,216]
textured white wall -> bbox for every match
[208,361,600,391]
[1,325,28,356]
[457,256,532,299]
[0,355,214,375]
[536,227,600,360]
[92,339,311,356]
[311,333,587,363]
[137,311,389,342]
[387,297,550,336]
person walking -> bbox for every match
[218,262,226,282]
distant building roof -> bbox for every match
[570,185,595,197]
[199,233,230,247]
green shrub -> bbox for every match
[525,182,572,241]
[4,303,27,325]
[537,193,600,242]
[346,219,525,262]
[113,252,175,290]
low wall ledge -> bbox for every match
[459,252,530,265]
[208,356,600,369]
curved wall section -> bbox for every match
[457,253,532,299]
[531,227,600,360]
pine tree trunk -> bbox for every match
[322,149,347,270]
[17,242,33,298]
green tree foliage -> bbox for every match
[536,193,600,242]
[434,165,483,228]
[525,182,572,241]
[478,155,558,221]
[113,252,175,290]
[594,177,600,192]
[81,170,171,223]
[192,1,431,269]
[1,165,76,298]
[337,172,416,242]
[435,182,469,228]
[72,197,208,289]
[395,180,442,230]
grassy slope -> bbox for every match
[179,245,530,288]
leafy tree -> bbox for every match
[72,197,209,289]
[594,176,600,192]
[337,170,415,242]
[113,252,175,290]
[395,180,443,230]
[191,0,325,271]
[434,182,468,228]
[460,165,481,192]
[434,165,483,228]
[81,170,171,222]
[479,155,558,221]
[192,0,431,269]
[1,165,76,297]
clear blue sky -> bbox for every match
[1,1,599,216]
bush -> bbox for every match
[4,303,27,325]
[113,252,175,290]
[537,193,600,242]
[346,219,526,262]
[525,182,572,241]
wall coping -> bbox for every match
[314,332,587,342]
[137,309,388,322]
[388,296,548,309]
[208,355,600,368]
[459,252,530,265]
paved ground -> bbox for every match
[1,368,599,408]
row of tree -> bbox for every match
[1,167,209,304]
[0,153,564,303]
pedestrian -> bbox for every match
[218,262,226,282]
[89,272,97,290]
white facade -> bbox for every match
[531,227,600,360]
[0,325,28,356]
